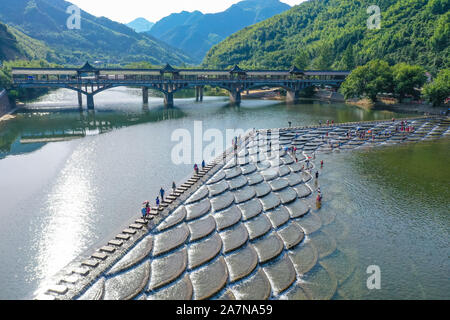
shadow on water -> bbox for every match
[0,106,187,159]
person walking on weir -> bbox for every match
[172,181,176,192]
[141,206,147,219]
[194,163,199,175]
[160,187,165,201]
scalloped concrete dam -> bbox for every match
[36,116,449,300]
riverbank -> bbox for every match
[346,97,447,116]
[35,115,449,300]
[242,88,448,116]
[241,88,346,103]
[0,89,15,120]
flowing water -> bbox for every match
[0,87,448,299]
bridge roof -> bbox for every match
[78,62,97,72]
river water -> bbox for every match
[0,87,448,299]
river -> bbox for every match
[0,87,448,299]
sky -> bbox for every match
[69,0,307,24]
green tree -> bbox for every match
[311,42,334,70]
[124,61,154,69]
[430,12,449,52]
[0,59,58,100]
[423,68,450,107]
[340,59,393,102]
[392,63,427,101]
[293,47,310,70]
[340,45,355,70]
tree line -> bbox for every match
[340,59,449,107]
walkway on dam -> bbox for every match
[36,116,450,300]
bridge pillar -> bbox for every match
[286,90,300,103]
[164,92,174,107]
[195,86,204,102]
[142,87,148,105]
[77,91,83,107]
[229,89,241,105]
[86,93,95,110]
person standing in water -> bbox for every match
[156,196,160,209]
[172,181,176,192]
[316,192,322,209]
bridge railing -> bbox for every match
[12,78,345,86]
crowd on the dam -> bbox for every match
[137,118,423,220]
[138,128,330,221]
[140,159,209,219]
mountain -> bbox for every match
[0,0,193,66]
[0,21,57,62]
[126,18,154,33]
[149,11,204,39]
[203,0,449,74]
[0,22,27,61]
[147,0,291,63]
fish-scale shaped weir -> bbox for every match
[299,264,338,300]
[41,116,447,301]
[230,269,272,300]
[147,274,193,300]
[288,240,318,275]
[190,256,229,300]
[188,233,223,269]
[262,254,297,295]
[148,248,187,291]
[224,244,259,282]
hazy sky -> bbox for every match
[69,0,306,24]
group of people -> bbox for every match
[318,120,335,126]
[194,160,206,175]
[141,186,166,219]
[395,121,415,133]
[142,159,210,219]
[285,145,300,162]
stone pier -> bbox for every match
[164,92,174,107]
[77,91,83,107]
[86,94,95,110]
[229,89,241,105]
[195,86,204,102]
[36,116,449,300]
[142,87,149,105]
[286,90,300,103]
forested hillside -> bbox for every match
[204,0,449,74]
[0,22,60,63]
[0,0,193,66]
[148,0,291,62]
